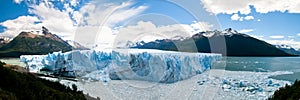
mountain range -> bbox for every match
[0,27,87,58]
[275,44,300,55]
[0,27,298,57]
[133,28,297,57]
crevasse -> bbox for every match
[20,49,221,83]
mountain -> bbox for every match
[275,44,300,55]
[66,40,89,50]
[134,28,295,57]
[0,27,74,57]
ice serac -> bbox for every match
[20,49,221,83]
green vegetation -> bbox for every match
[0,33,72,58]
[269,80,300,100]
[0,61,86,100]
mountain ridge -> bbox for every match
[275,44,300,55]
[133,28,296,57]
[0,27,88,58]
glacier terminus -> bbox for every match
[20,49,221,83]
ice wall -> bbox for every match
[20,49,221,83]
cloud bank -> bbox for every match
[201,0,300,15]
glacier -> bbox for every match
[20,49,221,83]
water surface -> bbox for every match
[0,58,25,67]
[213,57,300,82]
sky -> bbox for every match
[0,0,300,49]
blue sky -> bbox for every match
[1,0,300,49]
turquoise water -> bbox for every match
[213,57,300,82]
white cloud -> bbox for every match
[78,1,147,27]
[71,26,117,49]
[190,22,214,32]
[297,33,300,36]
[201,0,251,14]
[257,19,261,21]
[251,0,300,13]
[239,29,254,33]
[72,1,148,48]
[2,0,217,49]
[105,4,147,27]
[112,21,213,48]
[70,0,78,7]
[266,39,300,49]
[29,2,76,38]
[13,0,23,4]
[231,14,254,21]
[0,15,42,37]
[0,0,148,42]
[27,0,214,49]
[74,21,212,49]
[251,35,264,40]
[201,0,300,14]
[239,17,244,21]
[244,16,254,20]
[231,14,240,21]
[1,1,77,40]
[269,35,285,39]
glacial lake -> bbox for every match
[213,57,300,82]
[0,58,26,67]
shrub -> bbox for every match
[0,61,87,100]
[269,80,300,100]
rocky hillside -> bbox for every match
[0,27,73,57]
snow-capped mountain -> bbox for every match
[66,40,89,50]
[275,44,293,49]
[0,27,89,57]
[275,44,300,55]
[171,35,186,41]
[194,28,248,38]
[0,27,73,57]
[134,28,294,56]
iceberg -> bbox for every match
[20,49,221,83]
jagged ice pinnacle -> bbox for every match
[20,49,221,83]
